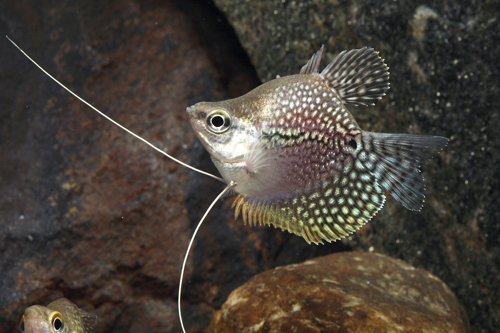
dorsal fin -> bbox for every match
[320,47,390,106]
[300,45,324,74]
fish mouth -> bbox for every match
[186,105,207,121]
[210,153,246,165]
[186,106,194,117]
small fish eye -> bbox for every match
[19,317,25,332]
[348,139,357,149]
[211,115,224,128]
[206,109,231,134]
[52,315,64,331]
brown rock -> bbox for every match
[2,1,337,332]
[0,1,226,332]
[209,251,470,333]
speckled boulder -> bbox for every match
[208,251,470,333]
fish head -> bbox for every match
[20,306,66,333]
[186,100,260,173]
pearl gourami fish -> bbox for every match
[6,37,448,332]
[187,46,448,244]
[19,298,96,333]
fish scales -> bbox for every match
[187,46,448,244]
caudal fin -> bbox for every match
[357,131,448,211]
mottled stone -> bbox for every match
[1,0,349,331]
[2,0,496,332]
[209,251,470,333]
[0,1,240,332]
[212,1,500,331]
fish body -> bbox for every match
[190,73,363,202]
[19,298,96,333]
[187,46,448,245]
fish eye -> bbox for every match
[19,317,25,332]
[52,314,64,331]
[206,109,231,134]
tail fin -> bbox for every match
[357,131,448,211]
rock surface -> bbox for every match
[0,1,346,332]
[0,1,263,332]
[1,0,497,332]
[212,1,500,331]
[209,251,470,333]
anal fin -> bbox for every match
[232,171,386,244]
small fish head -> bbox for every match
[20,306,66,333]
[186,100,259,178]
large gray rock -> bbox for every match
[213,1,500,331]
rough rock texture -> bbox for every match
[0,0,264,332]
[0,1,350,332]
[212,1,500,332]
[208,252,470,333]
[1,0,496,332]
